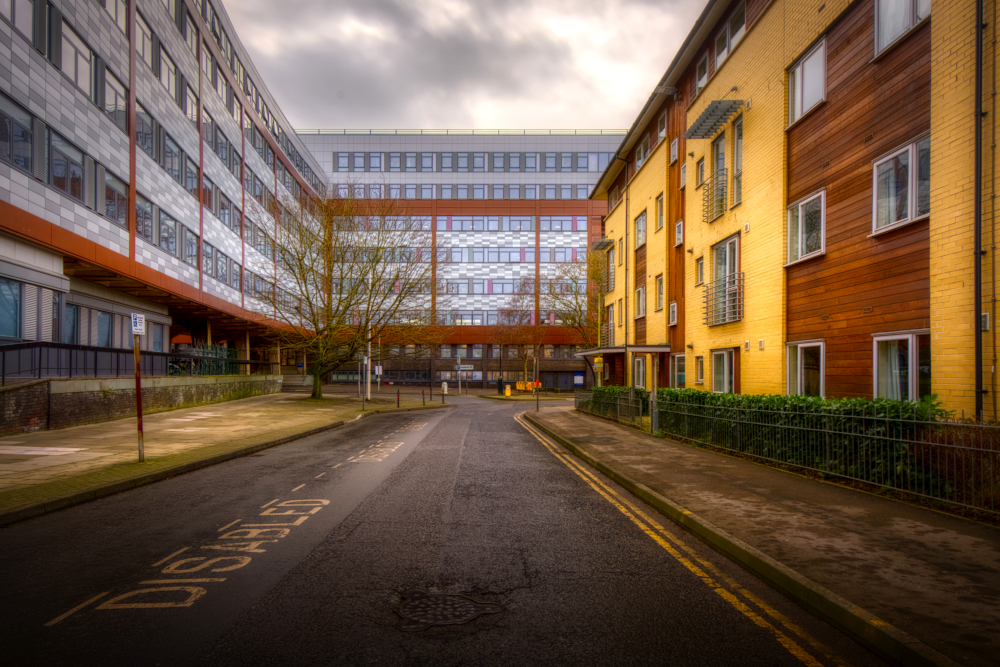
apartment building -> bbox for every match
[588,0,988,417]
[296,131,623,389]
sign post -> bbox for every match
[130,313,146,462]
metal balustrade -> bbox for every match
[702,168,728,223]
[703,272,744,326]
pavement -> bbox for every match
[524,407,1000,667]
[0,389,447,526]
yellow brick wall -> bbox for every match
[929,0,978,415]
[682,0,847,395]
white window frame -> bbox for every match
[668,301,677,325]
[872,330,930,401]
[635,135,650,169]
[680,163,687,188]
[872,134,930,234]
[671,353,685,388]
[696,54,709,95]
[670,138,678,164]
[656,193,664,229]
[712,349,735,394]
[788,39,826,125]
[876,0,930,56]
[695,257,704,285]
[696,159,705,186]
[635,284,646,318]
[787,340,825,397]
[695,356,705,384]
[633,355,646,389]
[617,298,623,326]
[786,190,826,265]
[658,114,667,141]
[674,220,684,247]
[715,1,746,69]
[655,274,664,310]
[635,211,647,248]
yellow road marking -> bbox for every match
[291,484,305,492]
[515,413,828,667]
[44,592,110,626]
[315,472,326,479]
[139,578,226,584]
[260,499,279,509]
[331,463,343,469]
[151,547,189,568]
[217,519,240,532]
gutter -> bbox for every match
[976,0,985,419]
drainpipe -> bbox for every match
[991,0,998,417]
[976,0,985,419]
[615,155,630,388]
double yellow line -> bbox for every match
[515,413,849,667]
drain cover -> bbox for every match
[395,590,503,631]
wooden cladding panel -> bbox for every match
[785,0,930,399]
[635,316,647,345]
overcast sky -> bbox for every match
[225,0,704,131]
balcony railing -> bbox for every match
[600,322,614,347]
[703,272,744,326]
[703,168,727,224]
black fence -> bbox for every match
[0,341,274,386]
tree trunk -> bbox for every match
[311,370,324,399]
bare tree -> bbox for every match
[540,251,608,385]
[244,186,450,398]
[493,278,546,384]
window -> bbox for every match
[670,138,678,165]
[202,243,214,276]
[696,54,709,95]
[50,133,84,201]
[788,341,824,397]
[633,356,646,389]
[95,311,112,348]
[474,184,486,199]
[0,276,19,339]
[103,171,128,228]
[712,349,735,393]
[493,184,504,199]
[509,153,520,171]
[545,153,556,171]
[473,152,486,171]
[3,0,32,40]
[457,184,467,199]
[672,354,686,388]
[617,298,623,325]
[635,135,650,168]
[185,14,197,54]
[137,15,154,69]
[136,194,153,242]
[655,274,664,310]
[607,248,615,291]
[715,2,746,69]
[370,152,382,171]
[560,184,572,199]
[610,185,620,208]
[654,194,664,230]
[158,211,177,255]
[544,184,555,199]
[561,153,572,170]
[576,185,589,199]
[695,356,704,384]
[185,86,198,126]
[635,284,646,318]
[525,153,537,172]
[696,159,705,186]
[185,158,198,198]
[876,0,930,54]
[669,301,677,325]
[733,117,743,205]
[404,153,415,171]
[103,72,128,133]
[788,191,825,263]
[696,257,704,284]
[159,49,177,95]
[607,303,615,332]
[635,211,647,247]
[675,220,684,247]
[0,92,33,172]
[525,184,537,199]
[874,332,931,401]
[183,227,198,266]
[618,238,623,265]
[658,114,667,141]
[680,163,687,188]
[62,24,93,97]
[789,40,826,124]
[873,135,930,231]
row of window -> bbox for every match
[335,152,615,174]
[436,216,586,232]
[334,183,593,200]
[658,332,930,402]
[435,247,587,263]
[444,279,585,295]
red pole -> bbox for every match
[133,333,144,462]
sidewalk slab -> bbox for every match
[525,408,1000,667]
[0,392,449,526]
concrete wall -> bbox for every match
[0,375,283,435]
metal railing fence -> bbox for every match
[1,341,274,386]
[703,168,727,223]
[703,272,744,326]
[574,390,1000,515]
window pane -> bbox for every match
[788,207,801,262]
[730,3,746,44]
[916,137,930,217]
[63,304,78,344]
[916,0,930,21]
[802,345,822,396]
[917,333,931,400]
[713,352,726,392]
[876,151,909,228]
[802,45,824,113]
[802,196,823,256]
[0,276,19,338]
[877,338,909,400]
[878,0,910,50]
[788,346,799,395]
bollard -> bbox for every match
[397,388,400,408]
[422,389,425,406]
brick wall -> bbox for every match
[1,375,282,434]
[0,381,50,436]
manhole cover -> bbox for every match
[395,590,503,631]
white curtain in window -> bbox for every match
[878,0,909,49]
[877,340,907,400]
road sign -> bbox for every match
[458,364,474,370]
[130,313,146,335]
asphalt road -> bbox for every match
[1,397,886,666]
